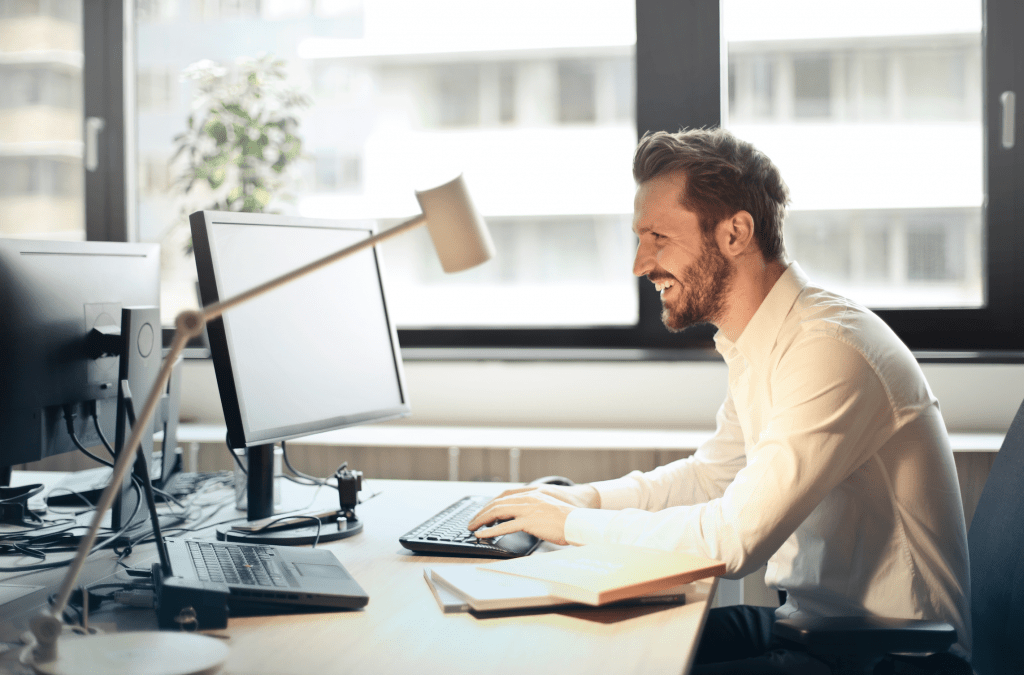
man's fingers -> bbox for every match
[494,486,536,499]
[468,502,525,530]
[473,519,521,539]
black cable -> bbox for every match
[91,402,116,459]
[64,405,118,469]
[67,422,148,525]
[151,486,185,509]
[45,486,97,512]
[0,481,142,572]
[228,432,247,475]
[280,442,324,485]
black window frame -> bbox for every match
[82,0,133,243]
[94,0,1024,360]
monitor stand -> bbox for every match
[214,444,363,545]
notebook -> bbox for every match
[426,564,691,613]
[480,542,725,606]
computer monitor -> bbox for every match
[0,238,161,529]
[190,211,410,540]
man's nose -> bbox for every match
[633,240,653,278]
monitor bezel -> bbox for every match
[190,210,411,450]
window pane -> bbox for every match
[723,0,983,309]
[135,0,638,327]
[0,0,84,239]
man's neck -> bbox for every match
[716,258,788,343]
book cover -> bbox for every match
[423,567,470,613]
[477,542,725,606]
[428,565,691,613]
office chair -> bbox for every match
[772,396,1024,674]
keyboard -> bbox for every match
[161,470,233,498]
[186,540,287,587]
[399,495,541,559]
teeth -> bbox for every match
[654,280,674,292]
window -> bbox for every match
[133,0,640,329]
[559,60,598,123]
[722,0,983,312]
[137,67,175,111]
[14,1,1019,356]
[638,0,1023,353]
[308,152,361,193]
[0,0,84,240]
[436,64,481,128]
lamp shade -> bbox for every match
[416,174,496,273]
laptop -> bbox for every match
[160,537,369,612]
[138,471,368,622]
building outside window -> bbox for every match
[0,0,83,240]
[135,0,639,329]
[723,0,983,310]
[3,0,1021,355]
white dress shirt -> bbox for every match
[564,263,971,657]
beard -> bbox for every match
[656,235,734,333]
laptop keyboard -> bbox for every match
[187,540,288,587]
[399,495,541,559]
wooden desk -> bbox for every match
[0,475,717,675]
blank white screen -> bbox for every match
[207,220,405,440]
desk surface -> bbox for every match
[1,474,716,675]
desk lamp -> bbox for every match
[25,175,494,675]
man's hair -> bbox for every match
[633,128,790,261]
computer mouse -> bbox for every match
[527,475,575,487]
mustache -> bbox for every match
[646,273,677,284]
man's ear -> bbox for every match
[717,211,756,257]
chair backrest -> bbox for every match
[968,396,1024,675]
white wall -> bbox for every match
[180,359,1024,434]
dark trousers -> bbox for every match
[692,605,971,675]
[692,605,831,675]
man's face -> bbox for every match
[632,173,734,332]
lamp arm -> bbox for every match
[30,212,429,663]
[30,327,192,662]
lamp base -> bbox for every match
[25,631,229,675]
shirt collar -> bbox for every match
[714,262,809,367]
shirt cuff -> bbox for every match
[564,508,619,546]
[589,471,645,511]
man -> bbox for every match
[469,128,971,674]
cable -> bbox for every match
[227,431,247,475]
[89,406,185,510]
[91,402,116,459]
[0,482,142,573]
[63,405,118,469]
[0,411,144,573]
[280,441,324,485]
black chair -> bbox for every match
[772,396,1024,674]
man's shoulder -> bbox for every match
[777,284,930,405]
[785,284,887,342]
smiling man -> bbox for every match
[468,128,971,674]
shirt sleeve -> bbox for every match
[565,387,748,544]
[564,336,898,578]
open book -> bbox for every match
[478,542,726,606]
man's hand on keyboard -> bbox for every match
[467,485,599,546]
